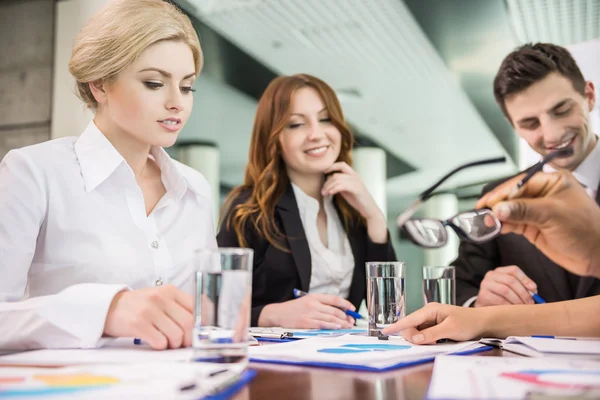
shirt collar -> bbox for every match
[291,182,333,211]
[543,135,600,191]
[74,121,202,202]
[74,121,125,193]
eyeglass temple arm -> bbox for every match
[420,156,507,200]
[396,156,506,228]
[516,147,573,189]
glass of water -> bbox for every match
[422,266,456,305]
[193,248,253,366]
[366,261,406,336]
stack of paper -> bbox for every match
[0,338,194,366]
[249,334,488,372]
[0,362,255,399]
[428,355,600,399]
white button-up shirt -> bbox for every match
[291,183,355,298]
[0,121,216,350]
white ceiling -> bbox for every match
[507,0,600,46]
[182,0,519,213]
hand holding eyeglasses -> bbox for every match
[477,169,600,278]
[396,149,577,249]
[396,156,507,248]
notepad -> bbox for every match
[249,334,488,372]
[483,336,600,359]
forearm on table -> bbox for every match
[481,295,600,338]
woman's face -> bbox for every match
[95,40,196,148]
[279,87,342,178]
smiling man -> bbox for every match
[453,43,600,308]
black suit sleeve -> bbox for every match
[216,190,268,327]
[366,232,397,262]
[452,238,499,305]
[451,178,510,306]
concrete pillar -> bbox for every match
[177,142,220,227]
[51,0,109,139]
[353,147,387,219]
[423,193,459,267]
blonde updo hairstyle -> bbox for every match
[68,0,203,110]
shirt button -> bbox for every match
[151,240,159,249]
[155,278,163,286]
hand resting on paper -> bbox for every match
[104,285,194,350]
[381,303,486,344]
[258,293,355,329]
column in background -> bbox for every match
[353,146,387,219]
[52,0,108,139]
[423,193,459,267]
[178,142,220,227]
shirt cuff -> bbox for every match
[463,295,478,308]
[37,283,130,348]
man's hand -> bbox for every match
[477,170,600,278]
[104,285,194,350]
[475,265,537,307]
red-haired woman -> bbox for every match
[218,74,396,328]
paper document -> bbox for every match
[0,362,252,399]
[0,338,194,366]
[249,334,484,371]
[428,355,600,399]
[491,337,600,358]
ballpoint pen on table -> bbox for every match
[292,288,364,320]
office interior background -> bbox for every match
[1,0,599,313]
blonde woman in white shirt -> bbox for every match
[217,74,396,328]
[0,0,216,351]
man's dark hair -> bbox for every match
[493,43,586,122]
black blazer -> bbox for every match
[217,183,397,326]
[453,170,600,306]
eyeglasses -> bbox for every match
[403,208,501,248]
[396,156,507,248]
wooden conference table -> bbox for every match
[232,348,509,400]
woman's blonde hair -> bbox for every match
[68,0,203,110]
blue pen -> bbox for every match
[529,290,546,304]
[292,288,364,320]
